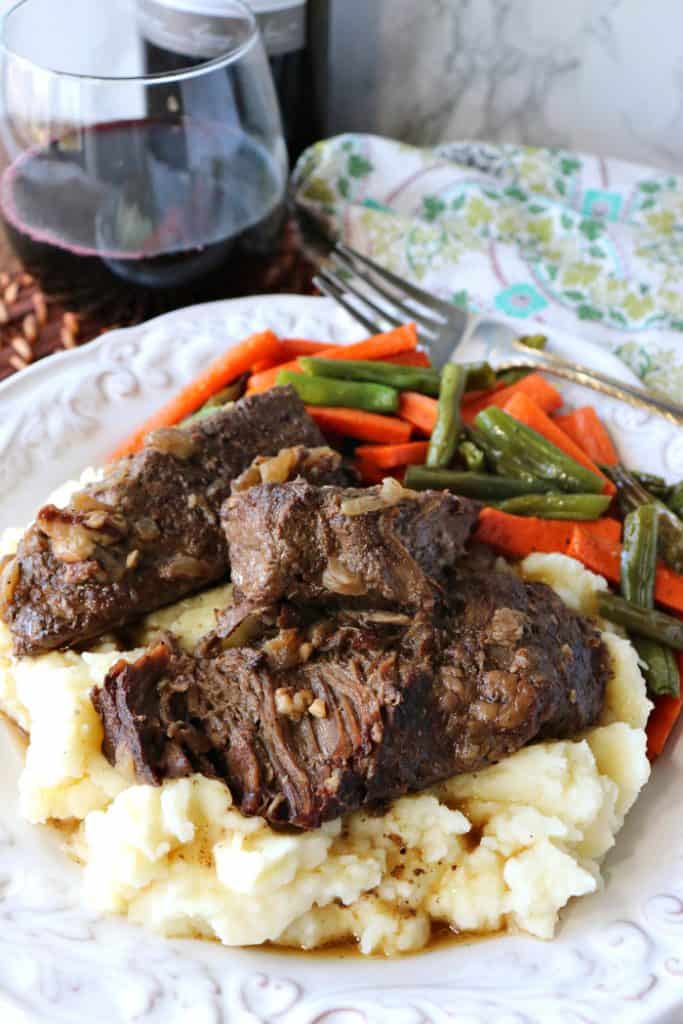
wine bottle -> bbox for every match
[139,0,312,161]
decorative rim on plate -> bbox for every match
[0,295,681,1024]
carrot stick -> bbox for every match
[398,391,439,434]
[385,350,432,368]
[251,339,338,373]
[473,508,620,560]
[305,406,412,444]
[564,528,620,582]
[554,407,619,467]
[565,527,683,616]
[248,358,302,394]
[251,357,280,373]
[461,381,506,405]
[110,330,281,460]
[355,459,405,486]
[321,323,418,362]
[581,517,622,546]
[462,373,562,425]
[502,392,615,496]
[651,564,683,616]
[474,509,574,558]
[647,683,683,759]
[280,339,340,359]
[355,459,387,485]
[248,324,419,394]
[355,441,429,470]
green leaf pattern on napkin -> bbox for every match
[293,136,683,401]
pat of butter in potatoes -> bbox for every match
[0,475,651,955]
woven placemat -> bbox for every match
[0,218,317,383]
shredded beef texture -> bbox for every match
[92,569,609,830]
[223,481,478,608]
[1,388,328,655]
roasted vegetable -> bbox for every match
[620,504,680,698]
[458,439,485,472]
[517,333,548,351]
[474,407,605,493]
[621,505,659,608]
[597,594,683,650]
[300,356,441,395]
[632,472,669,498]
[636,639,680,697]
[405,467,554,499]
[183,375,249,423]
[277,370,398,414]
[667,481,683,518]
[497,493,611,520]
[300,356,495,396]
[608,464,683,573]
[427,364,466,468]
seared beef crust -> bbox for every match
[224,481,478,608]
[1,389,326,655]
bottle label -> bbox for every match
[139,0,306,59]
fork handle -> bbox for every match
[506,349,683,427]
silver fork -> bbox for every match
[314,242,683,428]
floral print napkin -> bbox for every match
[292,136,683,401]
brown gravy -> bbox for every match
[0,712,502,960]
[265,923,504,960]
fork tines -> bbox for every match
[314,242,457,340]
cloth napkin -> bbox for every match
[292,135,683,402]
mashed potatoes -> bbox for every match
[0,479,652,955]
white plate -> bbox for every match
[0,295,681,1024]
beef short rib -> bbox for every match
[93,569,609,829]
[223,480,478,607]
[230,444,354,493]
[1,388,327,655]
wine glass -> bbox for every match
[0,0,288,318]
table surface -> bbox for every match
[0,218,317,383]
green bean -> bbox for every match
[405,467,555,499]
[463,362,497,391]
[300,357,441,395]
[470,420,584,487]
[619,503,680,697]
[458,439,485,472]
[474,407,605,493]
[633,472,669,498]
[654,507,683,573]
[497,493,611,520]
[496,368,532,386]
[621,505,659,608]
[667,481,683,519]
[517,333,548,351]
[206,376,249,406]
[597,594,683,650]
[607,464,683,573]
[427,364,466,468]
[185,405,222,424]
[634,638,681,697]
[467,426,541,484]
[299,357,495,396]
[276,370,398,414]
[182,375,249,424]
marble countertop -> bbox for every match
[314,0,683,170]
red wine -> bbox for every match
[0,117,285,313]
